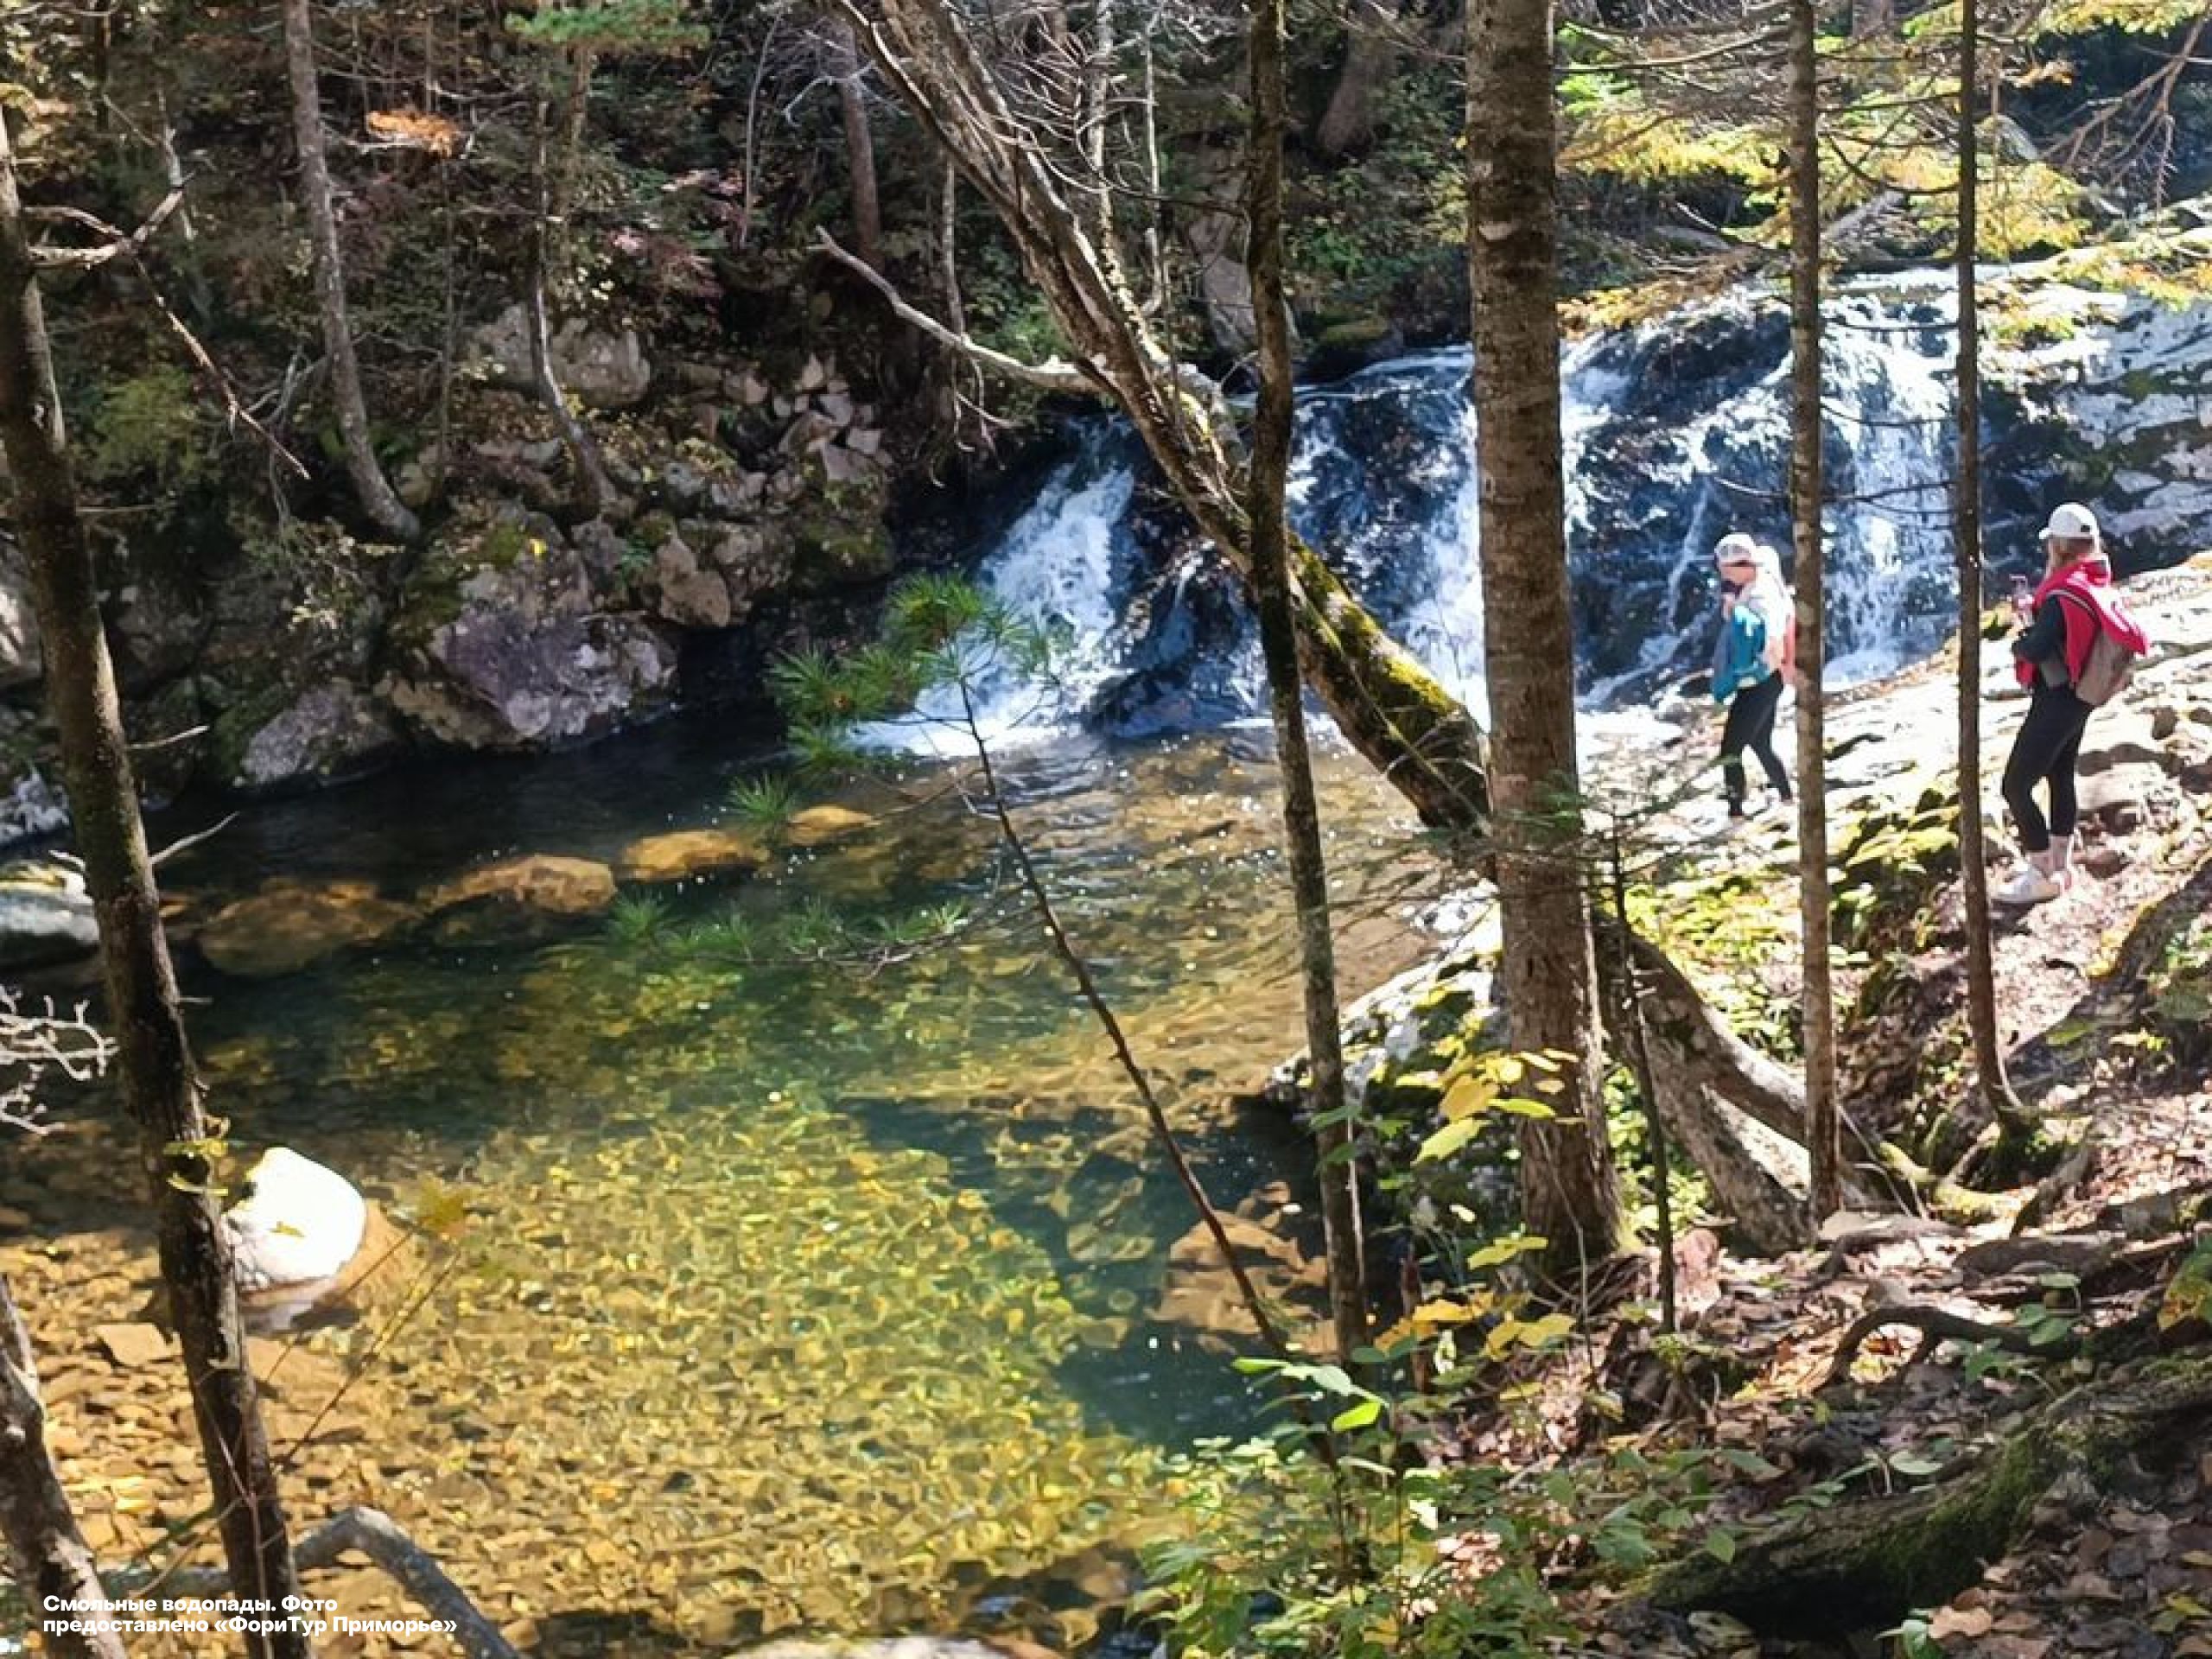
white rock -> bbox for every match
[224,1148,369,1293]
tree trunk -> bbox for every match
[1465,0,1623,1269]
[1315,0,1402,159]
[1952,0,2024,1137]
[1249,0,1367,1364]
[830,17,884,269]
[1787,0,1839,1230]
[0,1279,125,1659]
[0,108,313,1659]
[281,0,419,542]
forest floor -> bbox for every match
[1488,557,2212,1656]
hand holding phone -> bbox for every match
[2008,574,2033,626]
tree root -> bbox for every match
[143,1508,519,1659]
[1647,1353,2212,1636]
[1875,1142,2012,1224]
[1821,1301,2063,1389]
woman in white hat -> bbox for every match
[1995,502,2146,906]
[1708,532,1796,818]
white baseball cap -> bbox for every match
[2038,502,2101,543]
[1713,532,1759,565]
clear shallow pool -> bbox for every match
[26,716,1440,1648]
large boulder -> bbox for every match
[384,513,680,750]
[224,1147,369,1294]
[233,680,404,791]
[0,860,98,971]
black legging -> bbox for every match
[1720,671,1789,806]
[2002,683,2093,854]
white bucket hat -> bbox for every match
[2038,502,2101,544]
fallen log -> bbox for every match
[1647,1353,2212,1635]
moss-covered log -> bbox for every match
[1647,1354,2212,1635]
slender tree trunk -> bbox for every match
[1788,0,1840,1228]
[530,91,613,518]
[0,110,312,1659]
[1466,0,1623,1271]
[830,17,884,269]
[547,43,599,282]
[1249,0,1367,1365]
[1136,21,1166,314]
[281,0,418,542]
[0,1280,125,1659]
[1316,0,1402,159]
[1953,0,2022,1136]
[1082,0,1118,239]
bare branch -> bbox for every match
[813,229,1102,395]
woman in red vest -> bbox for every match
[1995,503,2147,906]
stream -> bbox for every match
[10,714,1446,1651]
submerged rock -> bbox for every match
[421,853,618,943]
[786,804,876,847]
[224,1147,370,1294]
[615,828,769,884]
[196,880,417,978]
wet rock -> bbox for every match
[0,769,70,850]
[196,879,417,977]
[421,853,618,944]
[615,829,769,885]
[234,679,404,790]
[224,1147,370,1294]
[0,860,99,970]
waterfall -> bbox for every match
[924,279,1970,746]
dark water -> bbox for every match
[130,712,1436,1640]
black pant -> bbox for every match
[1721,671,1789,807]
[2002,683,2092,853]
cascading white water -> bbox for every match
[919,279,1971,746]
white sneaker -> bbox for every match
[1993,863,2063,906]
